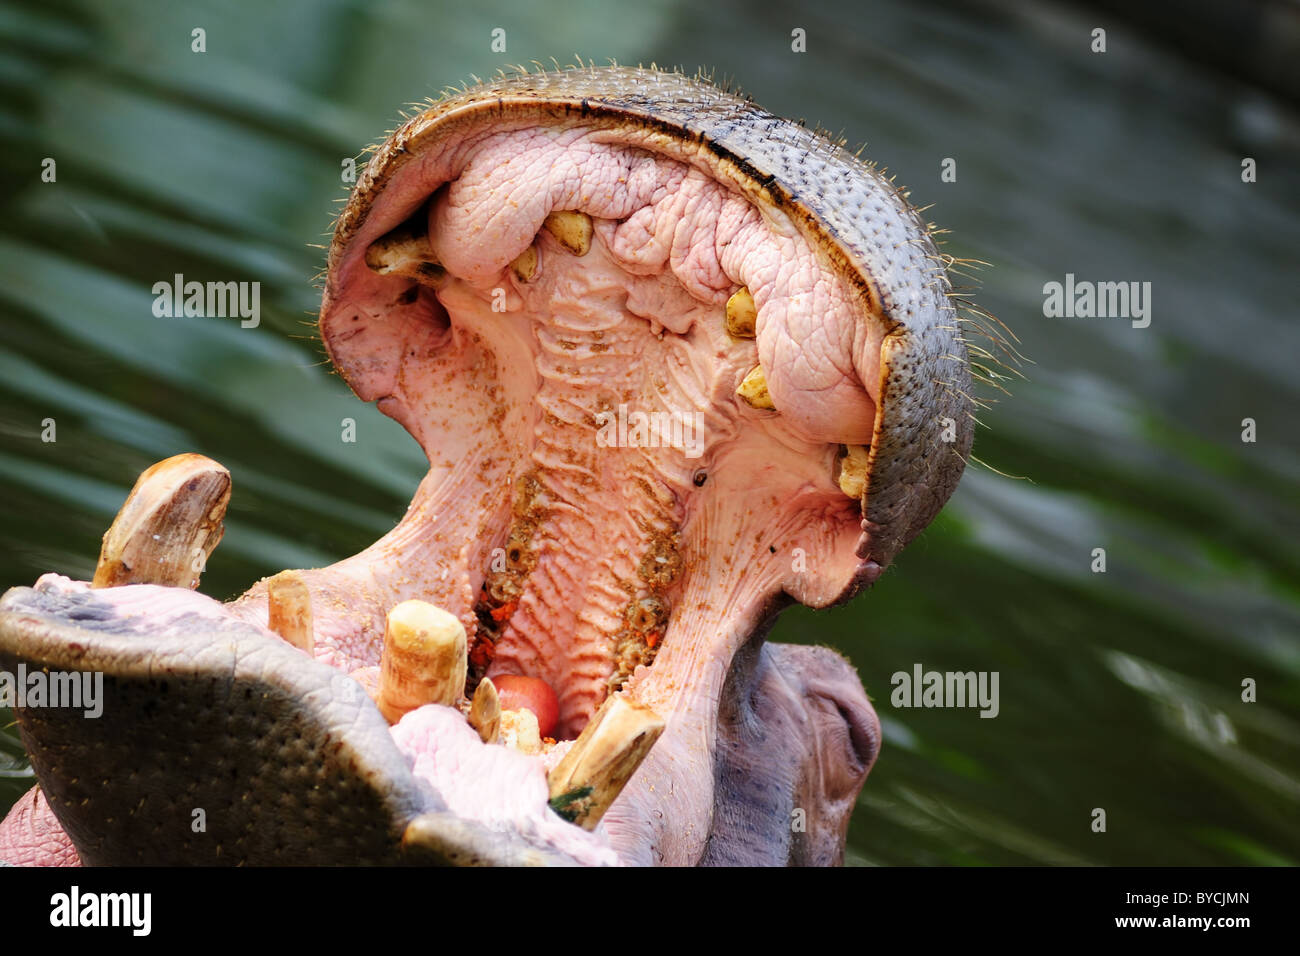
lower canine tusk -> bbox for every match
[92,453,231,590]
[546,695,664,829]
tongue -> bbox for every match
[389,706,619,866]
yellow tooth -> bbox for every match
[92,453,231,590]
[377,600,468,724]
[266,571,315,656]
[469,678,501,744]
[511,245,539,282]
[546,695,664,829]
[499,708,541,755]
[836,444,872,499]
[542,210,593,256]
[364,223,446,286]
[725,287,757,339]
[736,365,776,410]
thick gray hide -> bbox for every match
[0,583,510,865]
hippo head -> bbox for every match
[0,66,973,866]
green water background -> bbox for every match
[0,0,1296,865]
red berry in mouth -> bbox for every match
[492,675,561,739]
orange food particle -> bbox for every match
[489,600,518,623]
[469,636,496,671]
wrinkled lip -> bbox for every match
[0,65,978,867]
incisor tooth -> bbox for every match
[266,571,315,655]
[736,365,776,410]
[92,453,230,590]
[837,444,872,499]
[725,287,757,339]
[542,210,592,256]
[510,245,538,281]
[469,677,501,744]
[499,708,541,754]
[546,695,664,829]
[377,600,468,724]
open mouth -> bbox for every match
[0,66,973,867]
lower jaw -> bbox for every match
[220,455,793,865]
[1,491,877,867]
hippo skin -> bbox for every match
[0,66,974,866]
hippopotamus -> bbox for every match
[0,65,973,866]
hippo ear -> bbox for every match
[0,585,436,865]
